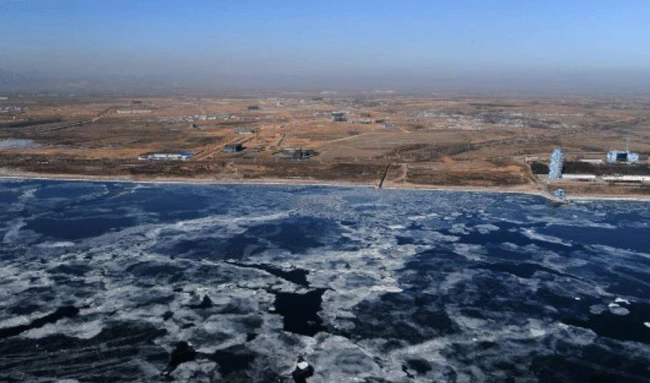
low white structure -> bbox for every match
[117,109,152,114]
[561,174,597,181]
[579,159,604,165]
[235,127,255,135]
[602,175,650,183]
[138,152,193,161]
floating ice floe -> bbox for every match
[407,212,439,221]
[2,219,26,244]
[521,228,572,247]
[475,224,500,234]
[0,315,32,329]
[18,188,37,201]
[589,304,607,315]
[614,297,631,305]
[449,224,469,235]
[292,356,314,381]
[529,328,546,338]
[453,243,486,261]
[607,303,630,316]
[36,241,76,248]
[369,285,403,293]
[23,319,105,340]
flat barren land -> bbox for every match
[2,93,650,199]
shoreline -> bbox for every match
[1,171,650,203]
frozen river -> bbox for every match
[0,180,649,382]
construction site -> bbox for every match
[1,94,650,198]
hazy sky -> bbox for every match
[2,0,650,88]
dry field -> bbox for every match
[1,94,649,197]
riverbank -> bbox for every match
[1,168,649,202]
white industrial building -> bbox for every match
[607,151,640,164]
[602,175,650,183]
[579,159,604,165]
[561,174,597,181]
[138,152,193,161]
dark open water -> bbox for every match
[0,180,649,382]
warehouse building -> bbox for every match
[222,143,244,153]
[607,150,640,164]
[275,148,318,159]
[331,111,348,122]
[138,152,194,161]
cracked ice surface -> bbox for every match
[0,180,649,382]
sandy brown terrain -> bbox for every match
[1,94,650,199]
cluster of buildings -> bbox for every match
[331,111,348,122]
[116,109,151,114]
[137,145,318,161]
[0,106,25,114]
[159,115,223,123]
[317,110,396,127]
[147,114,257,124]
[548,148,647,184]
[380,121,397,128]
[275,148,318,160]
[350,118,374,124]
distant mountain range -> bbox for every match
[0,69,191,95]
[0,70,42,87]
[0,69,98,93]
[2,68,650,97]
[0,69,346,96]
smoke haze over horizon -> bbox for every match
[2,0,650,93]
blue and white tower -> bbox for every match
[549,148,564,180]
